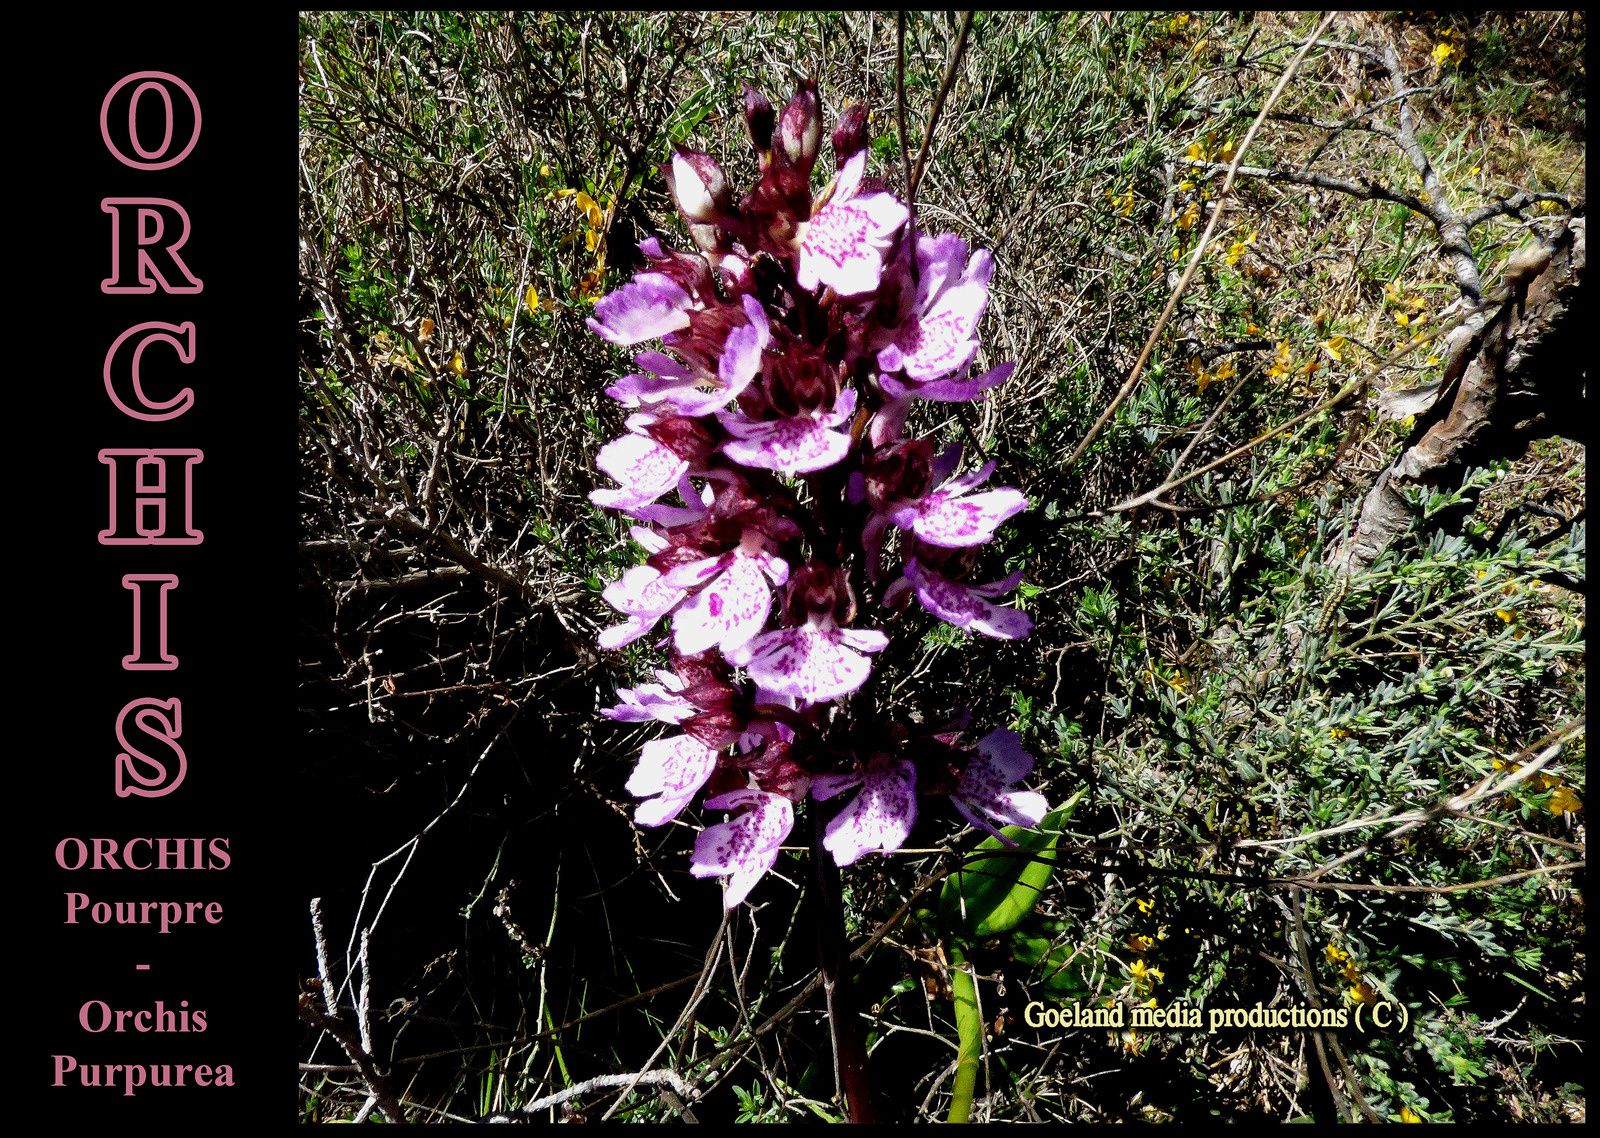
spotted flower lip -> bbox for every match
[894,558,1034,640]
[813,755,918,866]
[876,232,995,382]
[718,387,858,476]
[691,788,795,907]
[953,729,1048,841]
[886,458,1029,548]
[667,542,790,657]
[797,150,910,296]
[729,617,887,707]
[626,733,721,827]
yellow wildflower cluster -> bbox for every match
[549,183,614,303]
[1431,28,1465,68]
[1128,959,1165,994]
[1185,133,1236,165]
[366,328,417,375]
[1109,187,1136,218]
[1383,282,1442,361]
[1492,756,1584,817]
[367,325,466,381]
[1266,341,1293,380]
[1323,941,1377,1004]
[1224,230,1257,267]
[1187,354,1237,394]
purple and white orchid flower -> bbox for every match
[584,81,1050,908]
[952,729,1049,840]
[797,150,910,297]
[690,788,795,907]
[813,755,919,866]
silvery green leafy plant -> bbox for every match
[590,80,1047,912]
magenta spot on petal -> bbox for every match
[807,204,875,268]
[708,593,724,617]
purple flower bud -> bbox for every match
[777,80,822,176]
[831,103,870,163]
[743,83,775,152]
[665,147,731,225]
[642,415,717,466]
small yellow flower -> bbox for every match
[573,190,603,229]
[1548,785,1583,816]
[1348,981,1377,1005]
[1168,13,1190,33]
[1127,934,1155,955]
[1128,959,1165,992]
[539,163,552,178]
[1400,1105,1424,1123]
[1245,321,1263,336]
[1112,188,1135,217]
[1321,335,1347,362]
[417,317,435,344]
[447,350,467,377]
[1267,342,1293,380]
[1395,312,1411,328]
[1136,897,1155,916]
[1330,726,1350,742]
[1495,609,1515,624]
[1185,140,1208,162]
[1177,201,1201,231]
[1324,943,1349,965]
[1431,41,1461,67]
[1341,961,1363,984]
[1225,231,1257,266]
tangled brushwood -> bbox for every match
[588,81,1047,906]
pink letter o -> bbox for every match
[101,72,201,170]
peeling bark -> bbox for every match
[1329,218,1587,576]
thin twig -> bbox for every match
[908,11,975,201]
